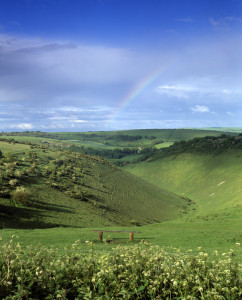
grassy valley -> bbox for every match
[126,151,242,219]
[125,134,242,217]
[0,129,241,299]
[0,129,241,251]
[123,134,242,252]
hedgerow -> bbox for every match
[0,237,241,299]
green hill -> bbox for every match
[0,142,188,229]
[124,139,242,220]
[1,129,234,164]
[1,132,242,252]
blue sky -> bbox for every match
[0,0,242,131]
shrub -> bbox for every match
[12,187,30,205]
[130,219,140,226]
[14,170,22,178]
[4,152,14,162]
[9,179,18,186]
[0,239,241,299]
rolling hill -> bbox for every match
[124,135,242,221]
[0,140,188,229]
[1,131,242,252]
[0,128,235,164]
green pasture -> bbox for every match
[0,141,30,153]
[1,130,242,257]
[1,219,241,254]
[66,140,117,149]
[1,135,46,144]
[202,127,242,133]
[154,141,174,149]
[112,128,234,141]
[50,128,231,145]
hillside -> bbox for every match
[148,133,242,159]
[124,136,242,221]
[0,140,188,229]
[0,129,234,164]
[2,128,231,143]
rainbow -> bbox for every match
[107,65,168,124]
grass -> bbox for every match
[125,151,242,216]
[202,127,242,133]
[1,220,241,253]
[1,130,242,254]
[154,142,174,149]
[16,128,231,148]
[0,130,241,299]
[0,141,30,153]
[122,149,242,256]
[0,135,48,144]
[0,141,188,229]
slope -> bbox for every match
[125,147,242,221]
[0,143,188,229]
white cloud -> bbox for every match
[156,84,197,99]
[156,77,242,103]
[73,120,88,123]
[209,16,242,27]
[47,116,77,121]
[0,31,242,130]
[56,106,112,113]
[191,105,210,113]
[222,89,233,95]
[0,33,159,107]
[10,123,33,129]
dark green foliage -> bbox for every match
[68,144,138,159]
[105,133,142,141]
[147,134,242,161]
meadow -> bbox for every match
[0,129,241,298]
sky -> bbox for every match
[0,0,242,132]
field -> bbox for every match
[1,130,242,246]
[0,140,30,153]
[0,219,241,252]
[0,129,241,299]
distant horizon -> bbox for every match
[1,0,242,131]
[1,126,242,134]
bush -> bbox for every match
[12,187,30,205]
[0,239,241,299]
[9,179,18,186]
